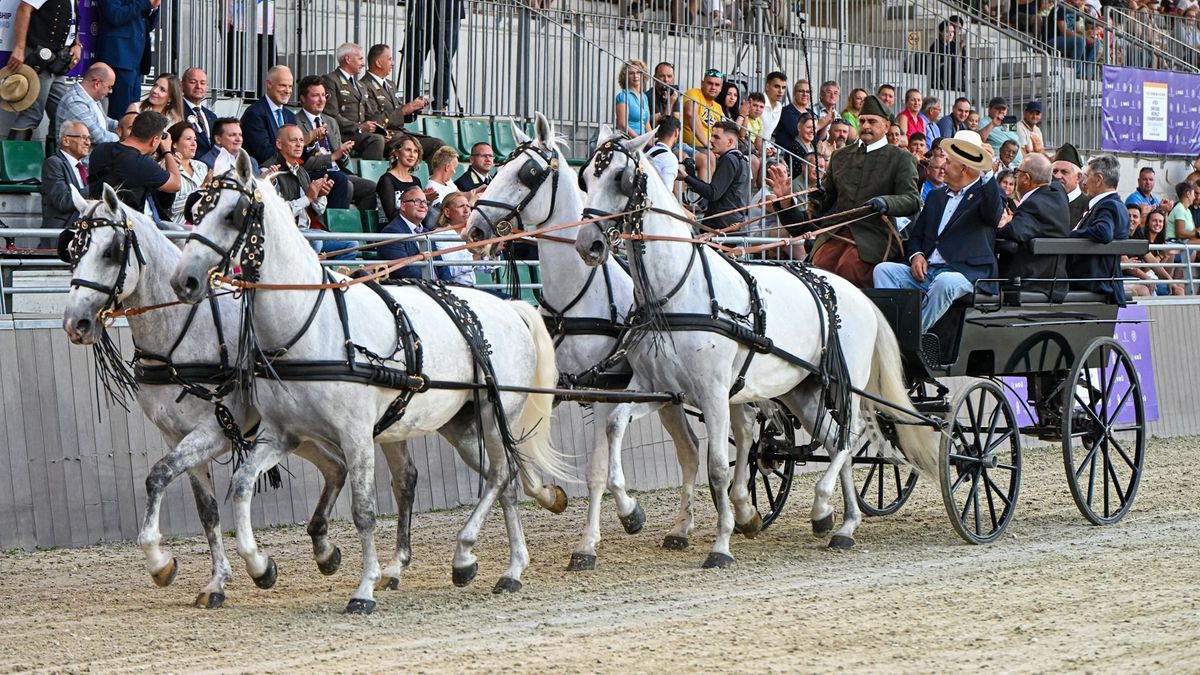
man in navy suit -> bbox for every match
[378,186,451,281]
[240,65,297,165]
[181,68,219,157]
[995,153,1072,301]
[874,129,1003,331]
[97,0,158,116]
[1068,154,1128,305]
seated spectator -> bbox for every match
[57,63,119,145]
[425,145,459,207]
[1124,167,1163,213]
[1048,0,1098,77]
[841,88,867,139]
[163,121,209,227]
[996,169,1019,212]
[683,68,726,181]
[772,78,810,163]
[909,133,928,163]
[294,75,377,212]
[1168,181,1196,241]
[873,130,1002,332]
[787,114,826,172]
[995,153,1071,301]
[360,43,443,159]
[979,97,1020,164]
[1123,204,1154,297]
[40,121,91,247]
[1186,154,1200,184]
[199,117,261,175]
[117,111,137,141]
[1068,154,1129,304]
[678,120,750,229]
[125,73,186,125]
[240,65,298,165]
[646,117,681,193]
[322,42,385,161]
[744,92,769,158]
[887,123,908,149]
[813,80,841,140]
[965,110,981,131]
[938,97,971,138]
[378,186,433,280]
[920,96,943,146]
[995,140,1020,172]
[1142,209,1185,295]
[921,154,946,202]
[875,84,897,114]
[454,142,494,194]
[181,68,218,157]
[719,80,745,129]
[376,134,424,224]
[262,124,357,259]
[896,88,924,138]
[1052,146,1088,226]
[649,62,683,130]
[615,59,651,137]
[827,118,851,152]
[88,111,181,222]
[432,191,477,286]
[1015,101,1045,156]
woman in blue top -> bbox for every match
[614,59,650,137]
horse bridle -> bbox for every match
[578,138,646,248]
[62,204,147,317]
[472,141,561,238]
[185,173,267,283]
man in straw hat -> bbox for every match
[873,129,1003,333]
[2,0,83,140]
[808,94,920,287]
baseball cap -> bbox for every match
[1024,101,1043,113]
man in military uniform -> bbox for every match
[808,94,921,287]
[360,43,444,160]
[3,0,82,140]
[322,42,385,160]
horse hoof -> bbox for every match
[452,562,478,587]
[316,546,342,576]
[344,598,376,615]
[252,557,278,590]
[547,485,568,514]
[701,552,735,569]
[812,514,835,536]
[492,577,523,594]
[375,576,400,591]
[739,512,764,539]
[151,558,178,588]
[567,553,597,571]
[829,534,856,550]
[619,503,646,535]
[662,535,689,551]
[194,592,225,609]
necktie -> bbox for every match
[275,109,284,128]
[1075,209,1090,231]
[76,161,87,187]
[193,106,207,138]
[315,115,330,150]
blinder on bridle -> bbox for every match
[472,141,561,238]
[577,138,639,198]
[185,173,267,282]
[62,203,147,313]
[579,139,648,246]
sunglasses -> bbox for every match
[704,69,724,80]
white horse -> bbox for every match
[169,152,567,613]
[466,114,703,571]
[61,185,349,609]
[574,130,941,566]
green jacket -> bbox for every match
[810,142,920,265]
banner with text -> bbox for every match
[1102,66,1200,156]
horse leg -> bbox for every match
[831,445,864,550]
[293,441,348,577]
[377,440,417,591]
[728,403,763,537]
[603,398,658,536]
[342,434,383,614]
[777,385,845,536]
[660,403,700,550]
[569,401,615,571]
[698,399,736,569]
[186,464,231,609]
[231,429,292,591]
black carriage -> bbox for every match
[739,238,1150,544]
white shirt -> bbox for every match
[646,142,679,194]
[1066,186,1082,203]
[864,136,888,153]
[1087,190,1117,210]
[60,149,86,185]
[427,179,455,205]
[925,177,980,265]
[266,98,287,126]
[761,99,784,140]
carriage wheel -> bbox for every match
[939,379,1022,545]
[1061,337,1146,525]
[729,401,797,531]
[1003,331,1074,374]
[854,419,919,517]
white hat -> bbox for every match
[941,130,993,172]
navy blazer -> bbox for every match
[996,181,1072,301]
[1067,192,1128,305]
[378,217,451,282]
[240,98,297,165]
[189,105,220,157]
[905,176,1004,285]
[97,1,157,72]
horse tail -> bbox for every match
[508,300,573,488]
[864,304,941,477]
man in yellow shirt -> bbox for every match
[683,68,725,181]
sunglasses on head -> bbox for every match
[705,69,724,80]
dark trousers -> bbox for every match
[308,167,378,211]
[404,0,461,111]
[109,68,142,120]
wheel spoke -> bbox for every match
[1108,436,1139,473]
[1072,440,1102,480]
[972,470,983,534]
[1072,392,1107,429]
[959,468,980,521]
[890,465,904,497]
[982,471,1013,508]
[1103,445,1128,507]
[964,396,983,456]
[1085,440,1099,507]
[983,469,1000,530]
[1107,380,1136,425]
[1110,424,1142,434]
[984,428,1015,456]
[860,462,879,501]
[762,474,776,507]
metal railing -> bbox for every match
[1106,7,1200,70]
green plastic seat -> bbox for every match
[358,159,390,184]
[325,208,364,234]
[458,117,493,158]
[344,157,360,175]
[361,209,379,233]
[0,141,43,183]
[414,162,430,185]
[405,116,423,134]
[422,117,461,153]
[492,118,520,158]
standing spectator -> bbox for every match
[376,135,424,224]
[56,63,119,145]
[40,120,89,246]
[240,65,297,165]
[760,71,787,142]
[1068,155,1128,304]
[3,0,82,140]
[773,79,812,159]
[678,120,750,229]
[841,87,867,139]
[162,122,209,227]
[323,43,385,161]
[813,80,840,140]
[995,153,1071,300]
[126,75,185,127]
[921,96,943,145]
[979,97,1020,164]
[454,142,493,194]
[404,0,464,112]
[615,60,651,137]
[263,124,359,258]
[1124,167,1163,212]
[875,84,897,113]
[360,44,444,159]
[646,117,681,193]
[938,97,971,138]
[928,19,959,90]
[648,61,681,128]
[98,0,159,117]
[198,117,261,175]
[896,88,925,138]
[223,0,276,100]
[425,145,459,207]
[294,76,377,212]
[181,68,218,157]
[682,68,726,181]
[88,111,181,220]
[744,93,767,157]
[1015,101,1045,156]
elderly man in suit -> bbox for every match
[39,119,90,247]
[97,0,158,116]
[1053,143,1088,228]
[294,75,376,211]
[874,129,1004,332]
[56,63,119,145]
[240,65,297,165]
[809,94,921,288]
[322,43,385,161]
[1068,154,1129,305]
[360,43,444,159]
[996,153,1072,301]
[181,67,219,157]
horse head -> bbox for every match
[62,184,148,344]
[466,112,575,258]
[573,126,655,267]
[171,149,263,305]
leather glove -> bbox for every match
[865,197,889,214]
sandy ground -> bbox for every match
[2,437,1198,674]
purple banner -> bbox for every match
[1102,66,1200,156]
[1005,305,1158,427]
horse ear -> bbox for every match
[596,124,616,144]
[234,149,256,183]
[534,112,553,145]
[624,128,657,153]
[101,183,122,215]
[513,120,532,144]
[70,184,90,214]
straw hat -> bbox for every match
[941,130,993,172]
[0,64,40,113]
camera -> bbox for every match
[681,156,697,177]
